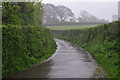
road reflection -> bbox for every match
[8,39,96,78]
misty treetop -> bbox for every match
[56,5,75,22]
[42,3,108,26]
[2,2,43,26]
[77,10,107,23]
[42,3,75,25]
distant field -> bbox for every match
[46,25,98,30]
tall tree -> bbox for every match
[56,5,75,22]
[78,10,108,23]
[2,2,22,25]
[2,2,43,26]
[42,4,75,25]
[42,4,59,25]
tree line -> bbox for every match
[42,3,109,26]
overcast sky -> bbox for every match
[42,0,119,21]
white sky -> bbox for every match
[42,0,119,2]
[42,0,119,21]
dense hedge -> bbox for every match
[2,25,56,77]
[53,21,119,78]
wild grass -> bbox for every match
[46,24,97,30]
[53,21,119,78]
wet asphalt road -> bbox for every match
[9,38,96,78]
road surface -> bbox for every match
[8,38,96,78]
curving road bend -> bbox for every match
[8,38,96,78]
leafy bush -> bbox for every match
[53,21,119,78]
[2,2,43,26]
[2,25,56,77]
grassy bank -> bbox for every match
[46,24,97,30]
[2,25,57,77]
[53,21,119,78]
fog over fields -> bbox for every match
[43,0,118,22]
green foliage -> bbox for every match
[2,1,57,78]
[53,21,119,78]
[2,2,43,26]
[2,25,56,77]
[46,25,97,30]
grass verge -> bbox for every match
[53,21,119,78]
